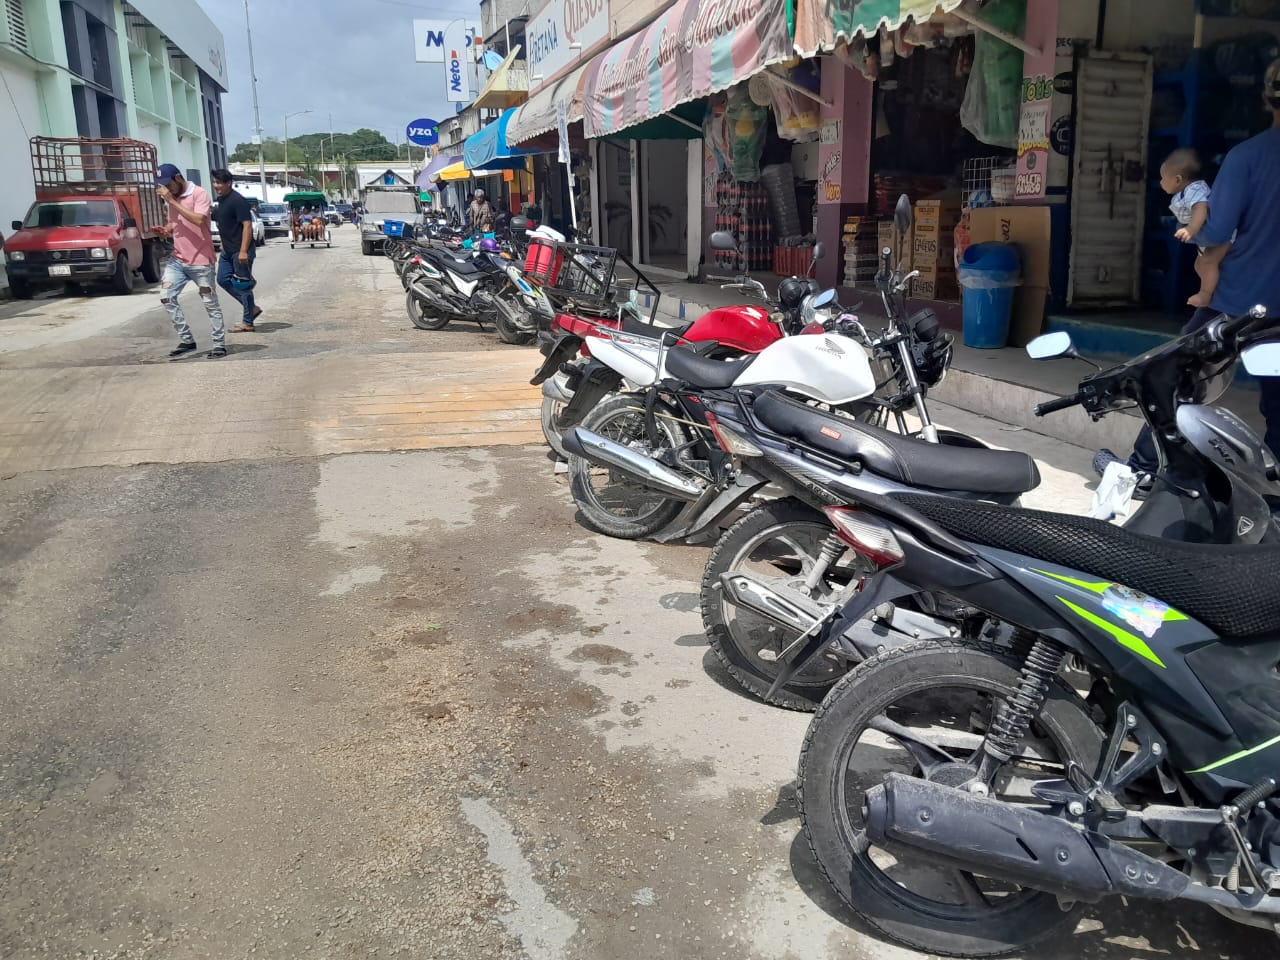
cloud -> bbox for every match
[201,0,479,148]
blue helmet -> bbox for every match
[480,237,500,253]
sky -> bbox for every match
[201,0,479,151]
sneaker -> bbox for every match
[1092,448,1121,477]
[168,341,198,360]
[207,346,227,359]
[1132,473,1155,502]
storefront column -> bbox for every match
[686,141,703,279]
[815,57,874,292]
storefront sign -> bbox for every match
[820,120,841,145]
[413,19,483,63]
[443,21,471,103]
[582,0,792,138]
[527,0,609,88]
[406,119,439,147]
[1014,2,1059,202]
[818,150,841,204]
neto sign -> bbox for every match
[412,19,482,64]
[443,20,471,102]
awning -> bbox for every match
[435,158,531,182]
[462,108,537,170]
[600,99,706,141]
[580,0,793,139]
[419,153,460,188]
[473,45,529,110]
[506,61,591,146]
[794,0,967,59]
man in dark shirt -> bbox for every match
[211,169,262,333]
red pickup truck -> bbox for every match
[4,137,169,299]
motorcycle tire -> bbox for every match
[567,394,690,540]
[701,499,872,711]
[405,289,451,331]
[799,641,1102,958]
[493,295,535,345]
[541,394,570,460]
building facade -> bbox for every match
[0,0,228,230]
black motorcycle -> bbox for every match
[762,307,1280,955]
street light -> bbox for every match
[283,108,313,187]
[242,0,267,202]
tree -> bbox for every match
[228,129,400,165]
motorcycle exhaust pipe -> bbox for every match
[541,374,575,404]
[562,428,703,501]
[863,774,1190,904]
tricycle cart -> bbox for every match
[284,191,331,249]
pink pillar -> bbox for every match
[815,57,874,291]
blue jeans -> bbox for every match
[1129,306,1280,471]
[161,260,223,347]
[217,247,256,325]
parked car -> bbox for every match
[334,203,354,222]
[323,206,342,226]
[257,202,291,237]
[211,205,266,250]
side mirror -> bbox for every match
[812,288,837,309]
[122,217,138,230]
[1026,331,1075,361]
[893,194,913,234]
[1243,342,1280,377]
[812,241,826,262]
[709,230,738,252]
[11,220,21,231]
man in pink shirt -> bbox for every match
[155,163,226,359]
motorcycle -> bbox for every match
[533,233,830,459]
[768,308,1280,956]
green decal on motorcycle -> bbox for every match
[1036,569,1187,634]
[1188,731,1280,775]
[1055,596,1168,669]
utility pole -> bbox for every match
[243,0,267,201]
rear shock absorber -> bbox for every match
[801,534,847,596]
[984,633,1068,764]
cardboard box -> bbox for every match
[966,206,1052,346]
[912,275,959,301]
[912,233,955,266]
[914,197,963,230]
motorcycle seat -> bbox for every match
[753,390,1040,496]
[616,313,691,340]
[428,252,488,275]
[892,492,1280,639]
[664,344,755,389]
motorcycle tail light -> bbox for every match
[821,507,904,566]
[799,322,826,336]
[704,411,763,458]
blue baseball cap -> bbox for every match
[156,163,182,185]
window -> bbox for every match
[4,0,28,53]
[25,201,120,228]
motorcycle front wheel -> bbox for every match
[567,394,691,540]
[701,499,872,711]
[493,294,536,345]
[405,289,451,331]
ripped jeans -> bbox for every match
[161,259,224,347]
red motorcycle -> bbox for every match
[532,236,827,458]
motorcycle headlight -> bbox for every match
[8,250,24,261]
[90,247,108,259]
[801,297,836,327]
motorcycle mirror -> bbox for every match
[812,241,826,262]
[1243,342,1280,377]
[1026,331,1075,361]
[813,288,838,309]
[709,231,738,252]
[893,194,913,234]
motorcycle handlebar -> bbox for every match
[1035,393,1083,417]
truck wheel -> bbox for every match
[7,277,33,299]
[361,238,373,256]
[112,254,135,295]
[139,242,161,284]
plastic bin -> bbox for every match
[383,220,405,237]
[958,242,1020,349]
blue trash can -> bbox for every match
[958,243,1021,349]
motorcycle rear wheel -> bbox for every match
[541,393,569,460]
[701,499,872,711]
[800,641,1102,957]
[567,394,690,540]
[405,289,451,331]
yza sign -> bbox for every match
[527,0,608,85]
[443,20,472,103]
[412,19,482,63]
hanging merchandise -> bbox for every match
[960,0,1027,148]
[725,86,768,183]
[704,100,732,175]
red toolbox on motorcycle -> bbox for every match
[525,237,564,285]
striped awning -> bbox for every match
[794,0,968,58]
[580,0,793,139]
[506,61,591,146]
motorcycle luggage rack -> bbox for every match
[540,243,661,322]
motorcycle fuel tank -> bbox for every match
[733,334,876,405]
[683,305,781,353]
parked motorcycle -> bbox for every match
[535,235,832,462]
[770,307,1280,955]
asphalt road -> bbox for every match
[0,229,1267,960]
